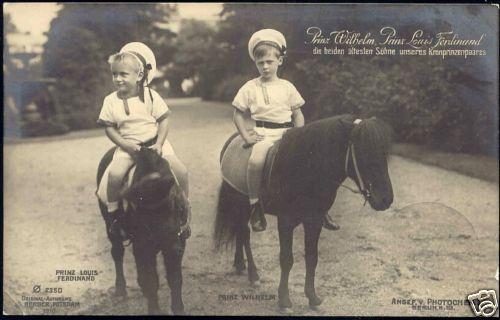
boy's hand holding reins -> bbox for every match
[149,143,163,156]
[122,141,141,156]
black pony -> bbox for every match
[214,114,393,312]
[97,147,188,315]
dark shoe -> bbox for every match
[250,202,267,232]
[323,214,340,231]
[109,211,130,241]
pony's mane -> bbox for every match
[135,148,172,178]
[273,115,355,196]
[284,114,393,156]
[279,114,355,169]
[351,117,393,161]
[275,114,392,194]
[130,148,189,218]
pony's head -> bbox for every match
[345,117,393,211]
[122,147,188,233]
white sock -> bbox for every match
[108,201,118,213]
[249,198,258,206]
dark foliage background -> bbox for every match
[5,4,497,156]
[201,4,498,156]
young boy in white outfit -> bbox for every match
[233,29,338,232]
[98,42,190,237]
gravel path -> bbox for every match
[3,99,498,316]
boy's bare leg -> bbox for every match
[247,140,273,232]
[164,154,191,239]
[107,156,134,239]
[163,154,189,198]
[107,157,135,209]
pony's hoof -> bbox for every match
[113,287,127,297]
[227,266,246,276]
[235,268,245,275]
[233,264,246,275]
[309,303,322,311]
[172,308,185,315]
[148,307,162,315]
[279,306,294,314]
[250,279,261,287]
[278,297,293,311]
[308,295,323,310]
[248,271,260,285]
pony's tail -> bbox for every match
[213,181,250,251]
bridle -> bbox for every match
[341,119,372,205]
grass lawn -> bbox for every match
[391,143,498,183]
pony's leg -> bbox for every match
[303,220,323,309]
[110,238,127,297]
[163,243,185,315]
[243,224,260,285]
[277,216,295,311]
[233,230,246,274]
[101,201,127,297]
[133,244,161,315]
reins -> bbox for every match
[339,119,372,206]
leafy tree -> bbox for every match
[42,3,177,129]
[3,13,18,76]
[166,19,218,97]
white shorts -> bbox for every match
[249,127,289,163]
[113,139,176,160]
[253,127,288,142]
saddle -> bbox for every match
[220,134,281,199]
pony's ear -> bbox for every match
[339,118,354,130]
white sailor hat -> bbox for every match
[248,29,287,61]
[120,42,157,85]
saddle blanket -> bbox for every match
[96,164,137,210]
[220,134,279,196]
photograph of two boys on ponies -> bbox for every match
[3,2,498,316]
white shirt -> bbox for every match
[97,89,170,143]
[232,78,305,123]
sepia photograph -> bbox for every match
[3,2,499,316]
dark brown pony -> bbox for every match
[97,147,188,315]
[214,114,393,312]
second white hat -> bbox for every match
[248,29,287,61]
